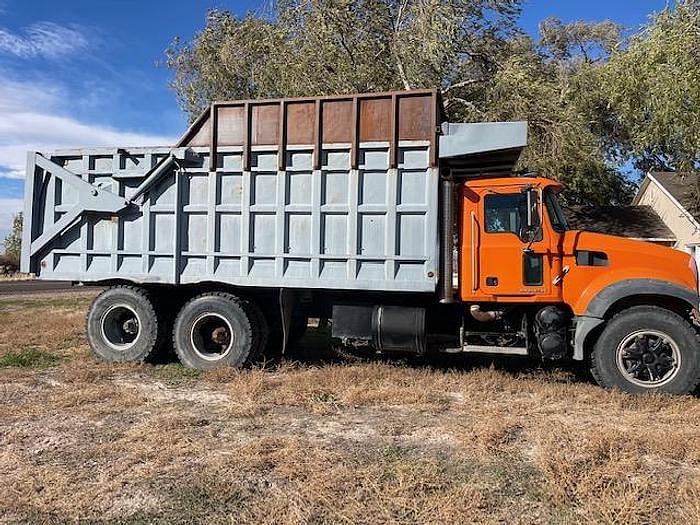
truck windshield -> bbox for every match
[544,189,568,233]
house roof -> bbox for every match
[564,205,675,240]
[646,172,700,222]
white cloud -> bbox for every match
[0,22,89,59]
[0,114,174,179]
[0,78,175,180]
[0,77,175,238]
[0,77,62,112]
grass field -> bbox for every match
[0,294,699,524]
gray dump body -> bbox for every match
[21,90,526,293]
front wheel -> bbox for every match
[591,306,700,394]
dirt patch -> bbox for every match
[115,377,233,406]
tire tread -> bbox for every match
[172,291,256,369]
[85,285,161,363]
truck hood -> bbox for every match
[564,230,698,296]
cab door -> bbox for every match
[462,184,552,299]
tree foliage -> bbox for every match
[600,0,700,173]
[3,212,22,264]
[166,0,522,116]
[452,21,634,205]
[166,0,698,206]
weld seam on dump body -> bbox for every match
[23,142,440,293]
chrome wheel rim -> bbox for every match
[101,304,141,351]
[615,330,681,388]
[190,313,233,361]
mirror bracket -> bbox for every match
[519,185,541,244]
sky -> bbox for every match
[0,0,668,244]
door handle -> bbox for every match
[471,211,479,292]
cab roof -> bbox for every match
[466,176,563,191]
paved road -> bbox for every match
[0,280,99,296]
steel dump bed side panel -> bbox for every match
[22,90,442,292]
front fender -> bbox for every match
[584,279,698,318]
[570,269,697,317]
[571,279,699,360]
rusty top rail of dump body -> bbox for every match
[176,89,443,172]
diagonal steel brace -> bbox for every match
[29,153,131,257]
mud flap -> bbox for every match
[278,288,296,354]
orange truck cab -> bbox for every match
[455,174,699,393]
[427,116,699,394]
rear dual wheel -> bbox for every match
[172,292,268,370]
[86,286,166,363]
[87,287,269,370]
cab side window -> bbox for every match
[484,194,525,234]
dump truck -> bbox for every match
[21,89,700,394]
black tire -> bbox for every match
[591,306,700,394]
[172,292,255,370]
[147,288,186,363]
[86,286,163,363]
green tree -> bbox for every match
[600,0,700,173]
[3,212,22,263]
[452,20,634,204]
[166,1,660,205]
[166,1,523,117]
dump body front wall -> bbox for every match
[24,143,439,292]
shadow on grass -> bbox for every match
[277,326,596,387]
[142,326,699,395]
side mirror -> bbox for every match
[519,187,541,243]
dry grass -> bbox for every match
[0,295,699,524]
[0,274,33,282]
